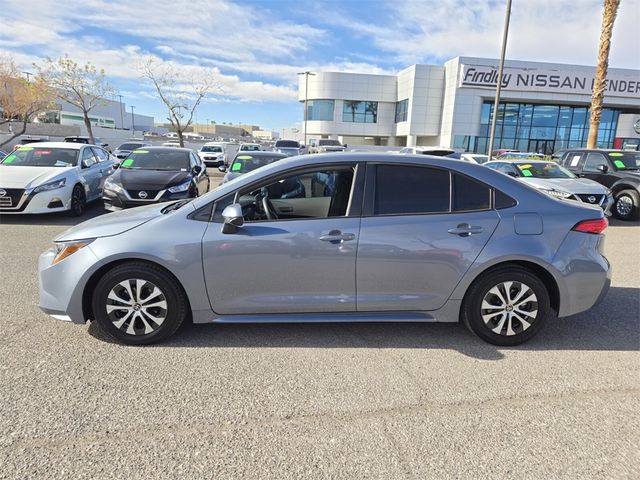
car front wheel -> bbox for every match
[613,189,640,221]
[92,262,188,345]
[462,266,551,346]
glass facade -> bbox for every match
[395,99,409,122]
[306,100,334,121]
[456,102,620,154]
[342,101,378,123]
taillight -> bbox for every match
[572,218,608,234]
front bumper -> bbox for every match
[102,188,191,211]
[0,185,73,214]
[38,243,101,324]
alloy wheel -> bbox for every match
[480,281,538,336]
[616,195,633,217]
[105,279,168,335]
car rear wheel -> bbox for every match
[92,262,188,345]
[613,189,639,221]
[462,266,550,346]
[67,185,85,217]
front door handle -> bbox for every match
[319,230,356,243]
[448,223,483,237]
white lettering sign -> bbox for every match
[460,65,640,98]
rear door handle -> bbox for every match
[448,223,483,237]
[319,230,356,243]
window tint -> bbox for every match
[583,152,608,173]
[82,148,97,167]
[453,174,491,211]
[374,165,449,215]
[92,147,109,162]
[495,190,517,209]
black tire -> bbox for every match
[91,262,188,345]
[613,189,640,221]
[462,266,551,346]
[67,184,86,217]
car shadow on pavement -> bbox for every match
[608,218,640,227]
[87,286,639,360]
[0,202,108,226]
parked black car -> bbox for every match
[557,149,640,220]
[113,141,151,160]
[102,147,209,211]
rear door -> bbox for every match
[580,152,615,187]
[79,147,103,200]
[356,164,500,312]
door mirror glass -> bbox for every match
[112,162,120,169]
[192,165,202,175]
[221,203,244,233]
[597,164,608,173]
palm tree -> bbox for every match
[344,100,360,122]
[587,0,620,149]
[365,101,378,123]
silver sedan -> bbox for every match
[38,153,611,346]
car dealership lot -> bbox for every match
[0,208,638,478]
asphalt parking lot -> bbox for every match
[1,197,638,479]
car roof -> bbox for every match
[134,146,192,152]
[17,142,87,150]
[233,151,286,158]
[488,159,552,164]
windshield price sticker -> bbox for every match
[237,155,253,160]
[613,160,625,168]
[517,164,532,170]
[17,147,34,151]
[132,150,149,154]
[608,152,624,157]
[570,155,581,167]
[122,159,134,167]
[231,162,242,171]
[2,154,16,164]
[521,169,533,177]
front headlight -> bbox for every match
[103,178,124,193]
[52,239,95,265]
[168,181,191,193]
[33,178,66,194]
[541,188,572,199]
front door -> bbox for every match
[356,164,499,311]
[528,139,555,155]
[79,147,103,200]
[202,165,362,315]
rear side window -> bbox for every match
[374,165,449,215]
[453,174,491,211]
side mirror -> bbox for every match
[81,159,93,168]
[597,164,608,173]
[221,203,244,234]
[112,162,120,169]
[343,144,348,148]
[192,165,202,175]
[507,171,518,177]
[218,165,227,173]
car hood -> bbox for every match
[520,177,608,194]
[113,168,190,189]
[0,166,71,189]
[55,202,171,241]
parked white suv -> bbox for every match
[309,139,346,154]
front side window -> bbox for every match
[395,99,408,122]
[82,148,98,167]
[342,101,378,123]
[307,100,334,121]
[374,165,449,215]
[92,147,109,162]
[235,167,356,222]
[583,153,608,173]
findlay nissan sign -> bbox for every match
[460,64,640,98]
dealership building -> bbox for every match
[298,56,640,153]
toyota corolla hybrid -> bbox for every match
[0,142,116,216]
[39,153,610,346]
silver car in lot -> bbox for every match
[38,153,611,346]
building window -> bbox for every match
[471,101,621,154]
[342,101,378,123]
[306,100,334,121]
[395,99,408,122]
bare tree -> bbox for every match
[36,55,115,144]
[0,56,55,148]
[587,0,620,149]
[140,57,219,147]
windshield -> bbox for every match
[240,145,260,151]
[118,143,145,150]
[230,155,281,174]
[121,150,190,171]
[201,146,223,153]
[275,140,299,148]
[608,151,640,170]
[0,147,78,167]
[319,139,341,146]
[471,155,489,164]
[515,162,575,178]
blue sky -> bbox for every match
[1,0,638,131]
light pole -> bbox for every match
[487,0,512,159]
[297,71,316,147]
[117,94,125,130]
[22,71,33,81]
[130,105,136,133]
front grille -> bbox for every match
[0,188,25,208]
[127,190,159,200]
[576,194,605,205]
